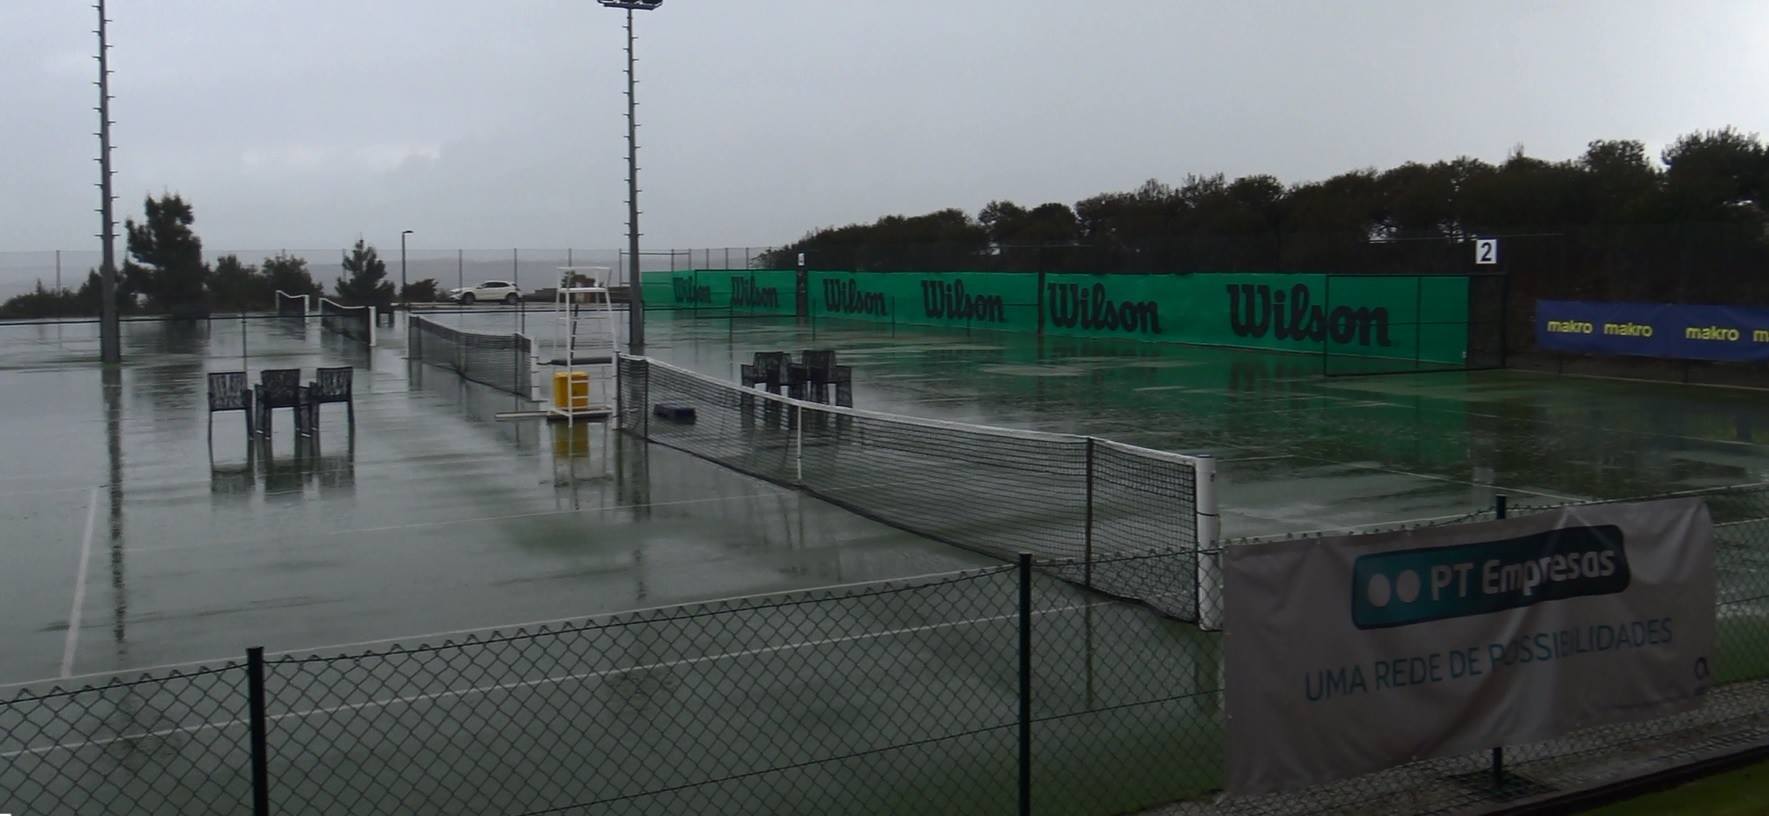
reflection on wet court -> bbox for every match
[1,310,1767,685]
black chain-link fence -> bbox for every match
[4,484,1766,815]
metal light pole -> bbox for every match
[598,0,661,350]
[400,229,414,307]
[95,0,120,363]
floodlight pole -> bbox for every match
[95,0,120,363]
[625,6,642,349]
[599,0,659,350]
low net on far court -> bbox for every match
[407,314,541,401]
[319,297,376,346]
[616,355,1222,625]
[274,290,310,319]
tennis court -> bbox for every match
[0,312,997,687]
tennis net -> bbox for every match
[319,298,376,346]
[408,315,540,401]
[616,355,1222,624]
[275,290,310,318]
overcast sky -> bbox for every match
[4,0,1766,252]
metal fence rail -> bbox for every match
[3,485,1765,816]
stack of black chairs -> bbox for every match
[738,349,853,431]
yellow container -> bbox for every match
[552,370,591,411]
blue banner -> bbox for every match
[1536,300,1769,362]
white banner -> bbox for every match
[1225,498,1715,794]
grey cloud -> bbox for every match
[4,0,1766,252]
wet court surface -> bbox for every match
[2,311,1767,685]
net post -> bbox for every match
[1195,454,1223,631]
[612,351,623,429]
[793,404,804,483]
[639,357,650,439]
[369,306,378,347]
[1017,551,1033,816]
[1083,437,1095,590]
[246,646,270,816]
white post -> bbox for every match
[1195,454,1224,631]
[530,349,542,403]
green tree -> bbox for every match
[208,255,264,312]
[1661,128,1766,223]
[123,194,208,314]
[262,253,324,299]
[0,281,82,319]
[334,240,394,305]
[400,278,442,302]
[76,269,134,316]
[1580,139,1660,222]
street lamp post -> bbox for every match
[598,0,661,350]
[400,229,414,307]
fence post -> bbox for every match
[247,646,270,816]
[1491,494,1508,788]
[1083,438,1095,590]
[1017,552,1033,816]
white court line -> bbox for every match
[0,598,1110,761]
[59,488,99,679]
[0,483,105,499]
[1284,453,1586,502]
[3,562,1010,691]
[122,487,801,557]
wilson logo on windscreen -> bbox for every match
[731,275,780,308]
[1351,525,1631,629]
[1227,283,1392,347]
[1046,282,1162,334]
[672,277,712,304]
[921,280,1005,323]
[823,279,887,316]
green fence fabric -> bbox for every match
[808,271,1041,332]
[652,269,1474,364]
[642,269,798,315]
[1043,272,1470,364]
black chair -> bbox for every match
[255,368,306,438]
[308,366,355,427]
[206,371,254,444]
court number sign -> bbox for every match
[1475,238,1499,265]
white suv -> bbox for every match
[447,280,522,305]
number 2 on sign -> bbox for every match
[1474,238,1498,265]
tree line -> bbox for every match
[0,194,439,319]
[760,128,1769,305]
